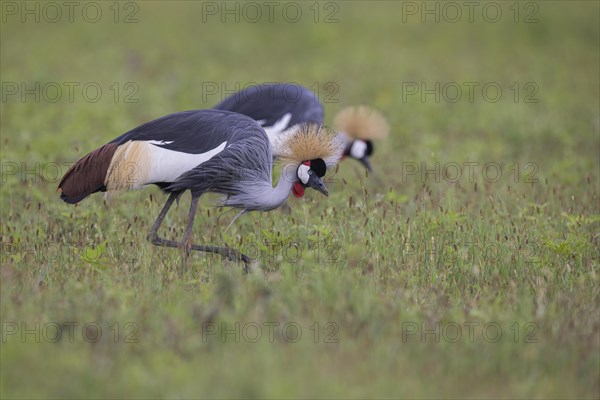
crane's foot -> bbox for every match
[219,245,253,273]
[148,234,253,271]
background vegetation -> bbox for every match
[1,1,598,398]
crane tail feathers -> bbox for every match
[57,142,119,204]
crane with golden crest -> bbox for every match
[58,109,344,267]
[214,83,390,177]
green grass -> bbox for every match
[1,1,599,398]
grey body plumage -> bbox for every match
[213,83,323,130]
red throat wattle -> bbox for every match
[292,183,305,198]
[292,161,311,198]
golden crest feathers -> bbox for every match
[333,106,390,140]
[274,124,344,168]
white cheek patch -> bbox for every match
[350,140,367,159]
[298,164,311,185]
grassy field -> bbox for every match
[1,1,599,398]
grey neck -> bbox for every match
[238,163,298,212]
[262,163,297,210]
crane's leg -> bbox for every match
[146,192,179,244]
[224,209,247,232]
[180,195,200,257]
[147,193,252,270]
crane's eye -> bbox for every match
[309,158,326,177]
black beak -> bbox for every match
[359,157,372,172]
[308,174,329,197]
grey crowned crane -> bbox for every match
[213,83,390,173]
[58,109,344,265]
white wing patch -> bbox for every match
[146,141,228,184]
[146,140,174,145]
[261,113,292,144]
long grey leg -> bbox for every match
[146,192,178,243]
[225,209,247,232]
[181,195,200,256]
[147,193,252,269]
